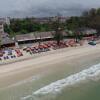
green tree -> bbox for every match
[89,8,97,17]
[97,8,100,15]
[20,29,28,34]
[66,17,81,30]
[4,24,12,34]
[52,16,64,45]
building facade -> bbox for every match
[0,22,4,34]
[0,18,14,47]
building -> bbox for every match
[0,18,14,47]
[15,31,68,45]
[76,28,97,35]
[0,21,4,34]
[0,17,10,35]
[0,19,5,45]
[0,17,10,25]
[15,31,54,45]
[30,16,69,24]
[0,32,14,47]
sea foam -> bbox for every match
[21,63,100,100]
[33,63,100,95]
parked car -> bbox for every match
[88,41,96,46]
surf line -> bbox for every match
[33,63,100,95]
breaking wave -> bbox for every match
[21,63,100,100]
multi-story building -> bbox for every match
[0,22,4,34]
[0,17,10,25]
[0,18,14,47]
[0,17,10,34]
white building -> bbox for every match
[0,17,10,35]
[0,22,4,34]
[0,18,14,47]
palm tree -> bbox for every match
[74,31,83,43]
[11,32,19,48]
[52,15,64,45]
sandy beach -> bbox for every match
[0,44,100,88]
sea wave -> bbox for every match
[21,63,100,100]
[21,95,32,100]
[6,75,40,89]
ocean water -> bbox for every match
[0,58,100,100]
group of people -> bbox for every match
[0,39,84,61]
[23,40,83,55]
[0,48,23,61]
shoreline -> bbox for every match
[0,44,100,88]
[33,63,100,96]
